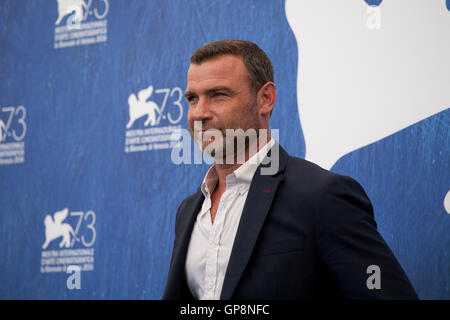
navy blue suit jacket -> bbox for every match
[163,144,418,299]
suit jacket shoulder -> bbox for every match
[174,189,203,237]
[278,153,418,299]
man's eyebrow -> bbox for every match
[184,86,236,98]
[184,90,195,98]
[206,86,235,95]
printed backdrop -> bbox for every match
[0,0,448,299]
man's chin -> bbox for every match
[202,143,222,158]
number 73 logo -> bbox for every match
[70,210,96,247]
[0,106,26,143]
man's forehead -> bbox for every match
[187,55,247,82]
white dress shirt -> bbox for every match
[185,138,275,300]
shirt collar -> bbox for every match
[200,138,275,197]
[201,165,219,196]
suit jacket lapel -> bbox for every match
[163,188,204,299]
[220,143,289,299]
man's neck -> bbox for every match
[214,132,272,190]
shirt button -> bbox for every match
[207,282,213,290]
[211,242,218,249]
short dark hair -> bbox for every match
[190,39,274,94]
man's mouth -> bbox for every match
[199,127,219,134]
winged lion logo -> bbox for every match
[55,0,87,26]
[0,119,6,142]
[126,85,160,129]
[42,208,75,249]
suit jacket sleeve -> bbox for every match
[315,174,418,299]
[162,199,186,300]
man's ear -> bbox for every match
[257,82,277,118]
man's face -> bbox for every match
[185,54,261,160]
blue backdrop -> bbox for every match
[0,0,448,299]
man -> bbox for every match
[163,39,418,300]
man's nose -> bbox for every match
[189,97,212,121]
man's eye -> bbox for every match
[187,96,198,103]
[213,92,226,97]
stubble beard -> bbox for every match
[189,98,261,164]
